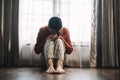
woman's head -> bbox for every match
[48,16,62,31]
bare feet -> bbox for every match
[46,66,55,74]
[45,59,65,74]
[55,66,66,74]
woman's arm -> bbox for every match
[34,28,46,54]
[60,28,73,54]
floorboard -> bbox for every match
[0,68,120,80]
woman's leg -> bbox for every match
[44,38,66,73]
[54,38,65,73]
[44,39,55,73]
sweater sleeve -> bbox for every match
[34,28,45,54]
[60,28,73,54]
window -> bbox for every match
[19,0,53,51]
[19,0,92,50]
[59,0,92,45]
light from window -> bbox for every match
[19,0,92,50]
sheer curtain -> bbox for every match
[91,0,120,68]
[19,0,92,67]
[19,0,53,66]
[58,0,92,67]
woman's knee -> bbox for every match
[56,38,64,45]
[44,39,54,48]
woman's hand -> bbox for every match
[48,34,59,41]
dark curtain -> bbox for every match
[91,0,120,68]
[0,0,19,67]
[113,0,120,68]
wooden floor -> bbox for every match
[0,67,120,80]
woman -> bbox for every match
[34,16,73,74]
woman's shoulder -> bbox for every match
[62,27,69,32]
[40,26,48,30]
[38,26,49,32]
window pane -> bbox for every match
[60,0,92,43]
[19,0,53,50]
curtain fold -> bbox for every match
[0,0,3,65]
[113,0,120,67]
[0,0,19,66]
[90,0,97,67]
[91,0,120,68]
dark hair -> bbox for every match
[48,16,62,31]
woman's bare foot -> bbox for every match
[46,66,55,74]
[56,59,65,74]
[46,58,56,74]
[56,66,65,74]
